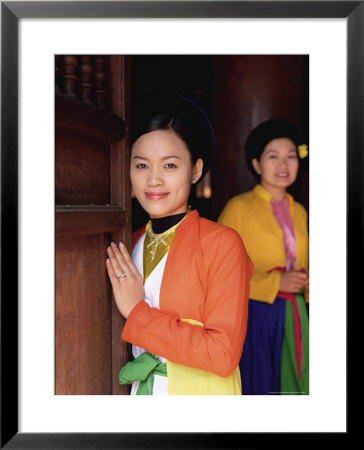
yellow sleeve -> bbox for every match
[218,194,283,304]
[218,197,242,231]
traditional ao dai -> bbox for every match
[120,209,253,395]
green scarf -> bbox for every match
[119,352,167,395]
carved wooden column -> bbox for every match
[93,56,108,109]
[61,55,78,97]
[78,56,93,103]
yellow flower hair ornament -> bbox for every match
[298,144,308,159]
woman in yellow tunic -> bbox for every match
[106,92,253,395]
[218,119,309,395]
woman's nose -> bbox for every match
[147,168,164,186]
[278,158,288,168]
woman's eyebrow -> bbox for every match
[133,155,182,160]
[266,148,296,153]
[161,155,182,160]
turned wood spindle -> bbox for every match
[93,56,108,109]
[61,56,78,97]
[78,56,93,103]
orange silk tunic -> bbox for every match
[122,210,253,384]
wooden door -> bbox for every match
[55,56,131,394]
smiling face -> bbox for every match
[252,137,299,199]
[130,129,203,218]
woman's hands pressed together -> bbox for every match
[106,242,145,319]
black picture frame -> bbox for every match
[1,1,356,448]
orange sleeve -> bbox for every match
[122,229,253,377]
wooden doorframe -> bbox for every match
[55,55,132,395]
[109,55,132,394]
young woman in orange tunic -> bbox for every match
[106,93,253,395]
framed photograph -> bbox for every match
[1,1,356,448]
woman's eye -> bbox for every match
[288,155,298,159]
[136,163,148,169]
[165,163,177,169]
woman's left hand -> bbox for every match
[106,242,144,319]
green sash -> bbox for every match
[119,352,167,395]
[280,293,309,394]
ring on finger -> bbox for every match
[118,272,127,279]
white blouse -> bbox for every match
[130,233,169,395]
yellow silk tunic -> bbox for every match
[218,184,309,304]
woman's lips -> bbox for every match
[276,172,289,178]
[145,192,169,200]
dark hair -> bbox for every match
[132,113,200,165]
[131,92,215,181]
[245,119,305,180]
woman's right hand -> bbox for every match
[279,270,309,293]
[106,242,145,319]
